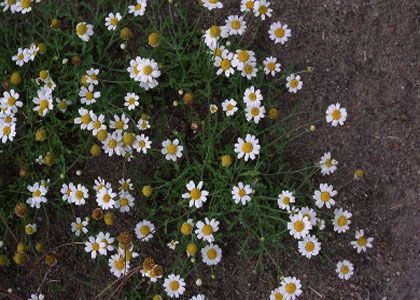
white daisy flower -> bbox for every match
[241,62,258,79]
[56,97,71,113]
[164,274,186,298]
[27,43,39,60]
[105,12,122,31]
[231,182,252,205]
[135,220,155,242]
[232,49,256,71]
[214,50,235,77]
[132,134,152,154]
[299,207,318,227]
[1,0,19,13]
[127,57,161,90]
[210,104,218,113]
[269,22,292,44]
[234,134,261,161]
[28,294,45,300]
[240,0,255,13]
[0,122,16,143]
[201,0,223,11]
[326,103,347,126]
[71,217,88,237]
[15,0,40,14]
[224,15,247,36]
[87,112,106,136]
[79,84,100,105]
[25,223,37,235]
[12,48,30,66]
[333,208,352,233]
[277,190,295,210]
[263,56,281,76]
[76,22,94,42]
[0,89,22,114]
[115,191,135,213]
[84,235,107,259]
[222,99,238,116]
[97,231,115,252]
[313,183,337,209]
[190,295,206,300]
[317,219,326,231]
[182,180,209,209]
[336,260,354,280]
[298,234,321,259]
[96,187,117,210]
[60,183,75,203]
[351,229,374,253]
[109,113,129,133]
[102,131,123,156]
[74,107,92,130]
[243,86,263,106]
[280,276,302,299]
[118,178,133,192]
[167,240,179,250]
[137,115,151,131]
[269,287,285,300]
[254,0,272,20]
[161,138,183,161]
[109,254,130,278]
[93,177,111,192]
[203,25,223,49]
[286,74,303,93]
[195,218,219,243]
[26,182,48,209]
[124,92,140,110]
[287,213,312,239]
[201,243,222,266]
[319,152,338,175]
[70,184,89,206]
[32,86,53,117]
[128,0,147,16]
[245,103,266,124]
[83,68,99,86]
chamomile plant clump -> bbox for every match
[0,0,371,299]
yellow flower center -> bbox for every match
[293,220,304,232]
[76,23,87,35]
[305,241,315,252]
[181,223,192,235]
[202,224,213,236]
[143,65,153,75]
[337,216,347,227]
[7,0,16,5]
[75,190,84,200]
[238,189,246,197]
[241,142,253,153]
[139,140,146,148]
[119,198,129,206]
[111,18,119,26]
[4,116,12,123]
[169,280,180,291]
[221,59,231,70]
[340,265,349,274]
[91,242,99,251]
[85,91,93,100]
[251,107,260,117]
[274,292,283,300]
[93,120,101,129]
[244,64,254,74]
[290,79,299,89]
[115,120,124,129]
[39,99,49,111]
[207,248,217,260]
[114,259,125,270]
[332,109,341,120]
[285,283,296,294]
[57,100,67,110]
[18,53,24,60]
[76,223,83,230]
[267,62,276,70]
[190,188,201,200]
[231,20,241,30]
[135,3,142,10]
[245,1,254,9]
[167,144,177,155]
[325,159,333,168]
[2,126,11,136]
[214,47,222,56]
[227,104,234,111]
[133,64,140,75]
[123,133,135,145]
[209,25,221,38]
[259,5,268,14]
[103,194,111,203]
[21,0,31,8]
[320,192,330,202]
[209,0,218,3]
[7,97,16,106]
[107,139,117,149]
[238,50,249,62]
[128,98,136,105]
[275,28,285,38]
[32,190,41,197]
[357,236,367,246]
[140,225,150,236]
[81,114,91,124]
[282,197,290,205]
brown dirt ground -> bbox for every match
[1,1,419,299]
